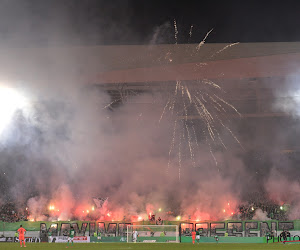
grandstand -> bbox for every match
[1,42,300,245]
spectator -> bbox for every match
[156,217,163,225]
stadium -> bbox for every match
[1,1,300,249]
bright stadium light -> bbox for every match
[0,86,27,135]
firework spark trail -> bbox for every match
[196,29,213,51]
[178,124,183,180]
[181,86,188,121]
[205,135,218,168]
[167,118,178,175]
[185,86,192,103]
[103,87,140,110]
[211,104,221,112]
[163,80,241,172]
[193,98,215,141]
[169,81,180,115]
[202,79,222,90]
[189,25,193,38]
[191,122,199,148]
[161,23,241,175]
[194,95,214,122]
[201,128,218,168]
[217,116,244,150]
[200,92,208,103]
[175,80,180,94]
[184,117,196,167]
[218,134,227,149]
[214,94,241,117]
[200,92,231,149]
[159,98,171,123]
[196,90,229,149]
[182,85,196,166]
[174,19,179,44]
[181,84,185,95]
[169,97,176,115]
[210,42,240,58]
[103,97,123,109]
[207,94,227,113]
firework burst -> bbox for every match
[103,21,241,179]
[158,21,242,179]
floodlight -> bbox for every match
[0,86,27,134]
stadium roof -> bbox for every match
[94,42,300,84]
[1,42,300,85]
[1,42,300,151]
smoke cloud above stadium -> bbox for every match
[0,73,244,221]
[0,48,299,222]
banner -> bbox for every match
[51,236,90,243]
[73,236,90,243]
[0,237,40,243]
[0,237,9,242]
[0,237,18,243]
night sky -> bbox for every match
[0,0,300,47]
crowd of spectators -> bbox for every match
[0,202,28,222]
[0,201,289,223]
[238,202,288,220]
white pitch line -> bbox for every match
[99,248,132,250]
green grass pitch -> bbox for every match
[1,243,300,250]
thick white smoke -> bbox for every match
[252,209,270,221]
[267,75,300,219]
[0,75,248,221]
[0,2,298,221]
